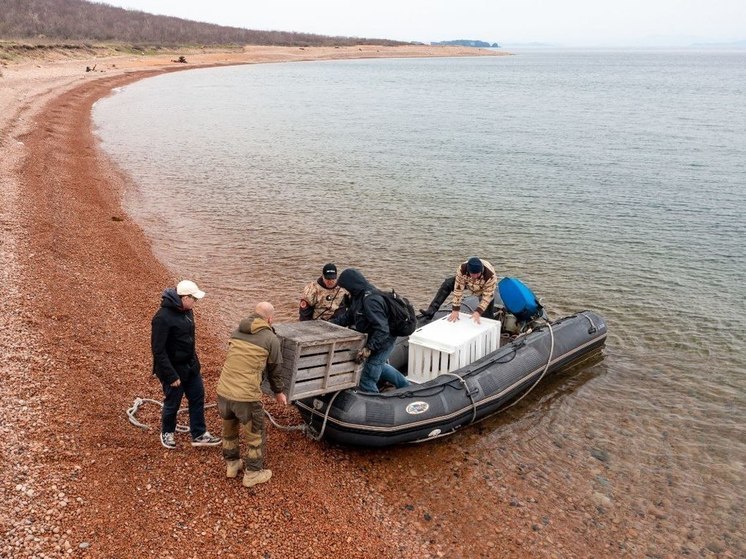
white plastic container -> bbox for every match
[407,313,501,383]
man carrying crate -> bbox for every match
[215,302,288,488]
[332,269,410,393]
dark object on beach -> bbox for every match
[111,216,124,222]
[172,56,187,63]
[85,64,96,72]
[295,296,607,447]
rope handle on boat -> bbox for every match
[126,397,308,434]
[305,390,343,442]
[500,318,556,412]
[580,312,598,334]
[440,372,479,424]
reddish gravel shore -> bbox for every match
[4,44,692,559]
[0,46,508,559]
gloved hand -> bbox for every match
[355,347,371,364]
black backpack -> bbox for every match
[377,289,418,337]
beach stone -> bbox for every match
[591,492,612,507]
[590,448,610,463]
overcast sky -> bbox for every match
[100,0,745,47]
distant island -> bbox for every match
[431,40,500,48]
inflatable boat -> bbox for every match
[295,282,607,447]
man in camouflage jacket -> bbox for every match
[420,257,498,324]
[298,263,348,321]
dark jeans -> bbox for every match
[160,372,207,439]
[360,336,410,393]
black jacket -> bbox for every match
[151,288,201,384]
[331,269,391,353]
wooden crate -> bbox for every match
[272,321,367,401]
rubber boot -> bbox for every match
[243,469,272,488]
[226,459,243,478]
[420,276,456,319]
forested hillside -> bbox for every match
[0,0,404,46]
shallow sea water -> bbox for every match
[94,49,745,555]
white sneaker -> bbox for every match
[191,431,221,447]
[160,432,176,449]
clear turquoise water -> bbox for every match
[94,49,745,552]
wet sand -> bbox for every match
[0,47,632,558]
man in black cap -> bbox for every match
[420,257,498,325]
[298,263,349,321]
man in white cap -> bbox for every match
[151,279,221,449]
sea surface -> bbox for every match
[94,49,745,554]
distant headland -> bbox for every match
[430,39,500,48]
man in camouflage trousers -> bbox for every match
[420,257,498,325]
[298,263,348,321]
[215,302,287,488]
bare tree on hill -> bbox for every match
[0,0,406,47]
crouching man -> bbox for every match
[216,302,287,488]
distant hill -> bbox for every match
[431,40,499,48]
[0,0,406,47]
[691,39,746,48]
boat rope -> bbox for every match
[305,390,343,442]
[501,318,556,412]
[126,397,217,432]
[126,397,308,434]
[440,372,479,424]
[263,409,308,433]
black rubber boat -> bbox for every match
[295,295,608,447]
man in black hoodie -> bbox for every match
[151,280,221,450]
[332,269,409,393]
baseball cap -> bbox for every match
[176,279,205,299]
[322,263,337,279]
[466,257,483,274]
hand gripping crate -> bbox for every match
[273,321,367,401]
[407,313,500,383]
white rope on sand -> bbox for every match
[126,397,307,433]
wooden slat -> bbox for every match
[294,374,356,391]
[294,360,359,382]
[274,321,363,344]
[297,349,358,369]
[281,342,360,363]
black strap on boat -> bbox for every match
[440,372,479,424]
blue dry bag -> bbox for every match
[498,277,542,322]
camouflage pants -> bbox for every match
[216,395,266,471]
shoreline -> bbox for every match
[3,44,725,559]
[0,42,659,559]
[0,45,505,558]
